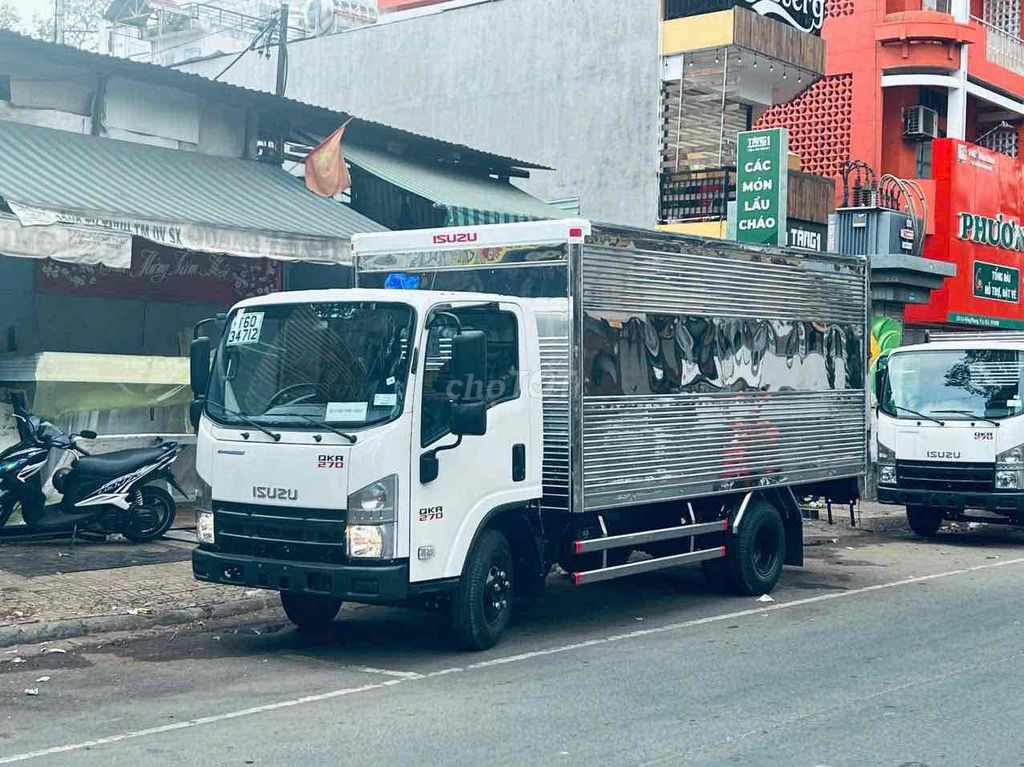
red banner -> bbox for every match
[906,139,1024,329]
[35,240,282,305]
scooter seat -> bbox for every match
[75,445,174,478]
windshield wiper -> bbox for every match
[287,413,357,444]
[932,409,1001,427]
[894,405,945,426]
[206,401,281,442]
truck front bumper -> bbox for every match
[192,548,409,605]
[877,487,1024,514]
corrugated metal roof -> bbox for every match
[0,119,383,239]
[345,144,563,221]
[0,30,552,173]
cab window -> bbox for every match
[421,306,519,446]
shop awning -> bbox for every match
[344,144,563,225]
[0,119,384,266]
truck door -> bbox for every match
[409,303,534,583]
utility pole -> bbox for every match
[54,0,65,44]
[275,1,289,97]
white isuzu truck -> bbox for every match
[189,220,868,649]
[876,333,1024,536]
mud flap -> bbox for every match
[766,487,804,567]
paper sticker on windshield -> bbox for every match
[374,393,398,407]
[226,311,264,346]
[326,402,368,422]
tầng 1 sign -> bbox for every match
[735,128,788,247]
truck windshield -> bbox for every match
[881,349,1024,421]
[206,301,415,430]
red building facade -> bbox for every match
[760,0,1024,330]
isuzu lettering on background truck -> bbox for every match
[189,220,867,649]
[876,334,1024,536]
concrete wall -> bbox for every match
[184,0,664,226]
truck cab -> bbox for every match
[876,340,1024,535]
[190,288,552,638]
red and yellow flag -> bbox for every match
[304,120,353,198]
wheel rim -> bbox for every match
[752,525,780,578]
[482,563,511,625]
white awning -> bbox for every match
[0,213,132,268]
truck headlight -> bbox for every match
[996,470,1020,490]
[877,441,896,463]
[195,476,215,544]
[878,464,897,486]
[346,475,398,559]
[997,444,1024,465]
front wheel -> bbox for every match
[907,505,943,538]
[123,485,176,542]
[281,592,342,631]
[451,529,514,651]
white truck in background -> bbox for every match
[876,333,1024,535]
[189,220,867,650]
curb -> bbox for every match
[0,593,280,649]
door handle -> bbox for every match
[512,443,526,482]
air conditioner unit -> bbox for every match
[903,105,939,141]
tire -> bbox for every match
[281,592,342,630]
[123,485,176,542]
[727,500,786,596]
[907,505,943,538]
[451,529,514,651]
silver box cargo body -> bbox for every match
[356,223,868,516]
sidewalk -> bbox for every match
[0,511,278,648]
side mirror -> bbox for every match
[78,430,97,440]
[873,356,888,400]
[450,401,487,437]
[190,336,211,397]
[451,330,487,401]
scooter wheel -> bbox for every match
[123,485,176,542]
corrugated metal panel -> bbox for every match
[0,119,383,241]
[537,311,570,512]
[582,391,866,510]
[578,232,867,512]
[582,244,865,324]
[344,144,563,222]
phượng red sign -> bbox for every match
[905,138,1024,330]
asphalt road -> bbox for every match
[3,520,1024,767]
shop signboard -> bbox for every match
[35,239,282,305]
[906,139,1024,330]
[664,0,825,35]
[735,128,788,247]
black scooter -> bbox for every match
[0,393,184,541]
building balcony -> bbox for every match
[972,13,1024,78]
[659,166,834,228]
[661,7,824,111]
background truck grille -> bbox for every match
[214,502,346,565]
[896,461,994,493]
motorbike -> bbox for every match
[0,393,184,542]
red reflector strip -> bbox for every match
[569,227,584,238]
[574,541,582,554]
[722,519,729,530]
[572,572,582,586]
[719,545,727,556]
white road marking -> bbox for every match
[349,666,424,679]
[3,555,1023,765]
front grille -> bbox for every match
[897,461,994,493]
[214,502,346,565]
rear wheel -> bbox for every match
[123,485,176,542]
[715,500,786,596]
[451,529,514,651]
[907,505,943,538]
[281,593,342,631]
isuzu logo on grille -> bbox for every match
[926,451,962,460]
[253,486,299,500]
